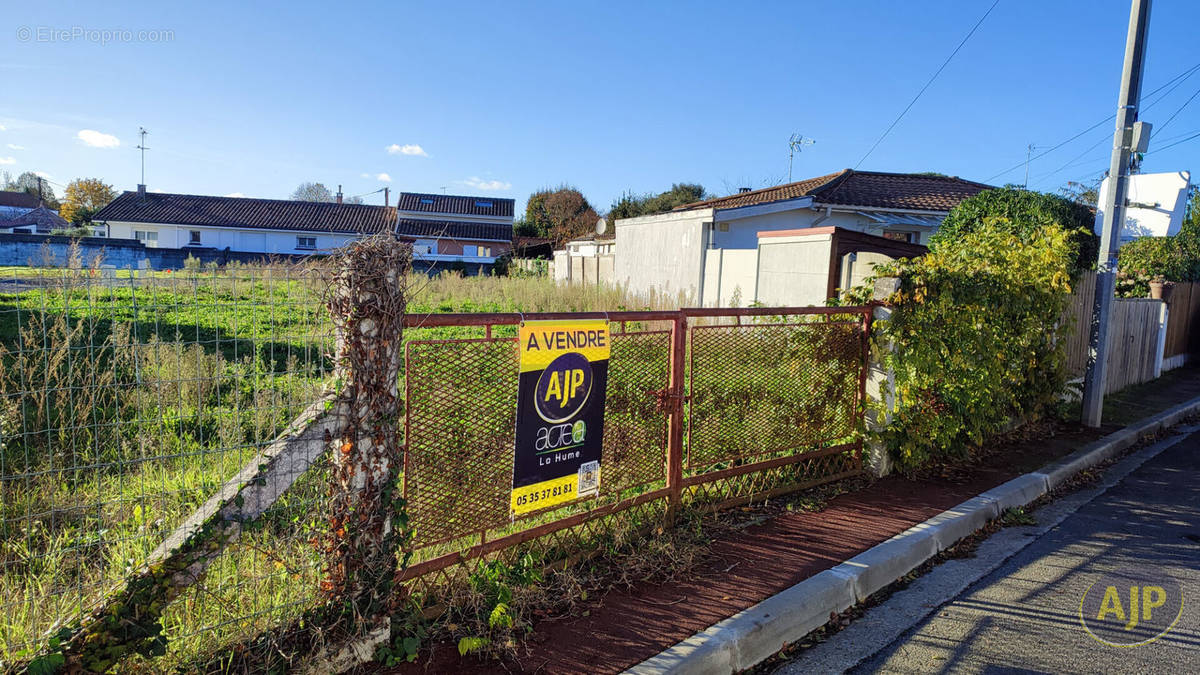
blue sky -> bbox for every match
[1,1,1197,212]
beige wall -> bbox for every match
[756,234,833,307]
[614,209,711,299]
[702,248,759,307]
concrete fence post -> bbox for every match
[864,278,900,477]
[321,235,411,628]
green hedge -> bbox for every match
[931,187,1097,276]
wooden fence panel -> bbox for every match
[1162,281,1200,357]
[1061,272,1165,393]
[1063,271,1097,376]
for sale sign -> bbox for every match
[511,319,608,515]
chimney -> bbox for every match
[137,184,147,202]
[336,184,343,205]
[384,186,390,207]
[738,187,752,193]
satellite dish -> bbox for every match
[595,218,608,236]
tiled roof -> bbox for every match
[396,192,515,218]
[0,206,69,230]
[94,191,396,234]
[677,171,847,211]
[396,218,512,242]
[0,190,40,210]
[677,170,993,213]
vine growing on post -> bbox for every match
[847,217,1079,470]
[318,235,412,635]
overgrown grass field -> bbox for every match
[0,264,690,669]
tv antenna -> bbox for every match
[788,134,815,182]
[136,127,150,187]
[1022,142,1043,189]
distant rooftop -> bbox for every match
[677,170,993,213]
[95,191,396,234]
[0,206,69,230]
[93,190,515,241]
[0,190,40,211]
[396,192,515,218]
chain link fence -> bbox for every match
[0,260,334,669]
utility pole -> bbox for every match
[1081,0,1152,427]
[788,134,815,183]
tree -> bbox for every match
[522,186,600,245]
[4,171,59,208]
[932,186,1098,275]
[60,178,117,224]
[291,182,334,202]
[607,183,707,224]
[1059,178,1101,209]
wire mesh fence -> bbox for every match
[397,307,870,608]
[0,258,334,669]
[0,248,873,670]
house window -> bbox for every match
[478,246,492,257]
[92,228,106,238]
[717,223,730,232]
[296,236,317,250]
[134,230,158,247]
[188,230,201,245]
[463,245,479,257]
[882,231,916,243]
[412,239,437,255]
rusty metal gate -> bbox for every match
[398,306,870,590]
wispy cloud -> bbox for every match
[0,157,15,165]
[461,176,512,191]
[360,172,370,178]
[0,124,6,131]
[225,192,247,198]
[386,143,428,157]
[7,144,24,150]
[77,129,120,148]
[376,173,392,182]
[34,171,51,179]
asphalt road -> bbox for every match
[794,427,1200,674]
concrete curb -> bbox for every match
[624,394,1200,675]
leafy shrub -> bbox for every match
[861,217,1076,470]
[1116,234,1200,297]
[931,187,1098,275]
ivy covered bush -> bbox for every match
[852,216,1079,470]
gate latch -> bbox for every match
[649,388,689,414]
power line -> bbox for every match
[1151,84,1200,137]
[854,0,1000,169]
[984,61,1200,183]
[1146,129,1200,154]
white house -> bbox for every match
[553,233,615,285]
[614,169,992,306]
[92,187,514,263]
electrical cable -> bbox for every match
[854,0,1000,169]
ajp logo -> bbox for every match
[1079,570,1184,647]
[534,352,593,423]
